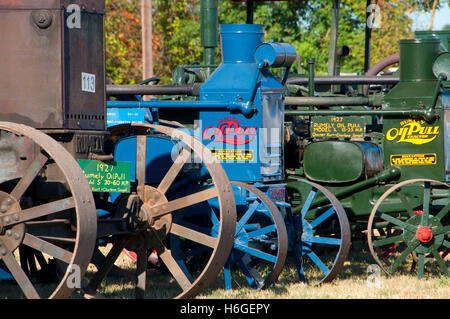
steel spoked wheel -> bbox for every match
[86,123,236,299]
[0,122,97,299]
[219,182,288,290]
[287,179,351,285]
[367,179,450,278]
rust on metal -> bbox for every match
[0,122,97,299]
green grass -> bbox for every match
[1,241,449,299]
[197,243,450,299]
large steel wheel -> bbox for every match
[287,178,351,285]
[0,122,97,299]
[85,123,236,299]
[220,182,288,290]
[367,179,450,278]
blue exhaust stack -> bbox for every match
[199,24,296,183]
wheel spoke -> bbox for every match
[157,148,191,194]
[301,189,317,219]
[376,211,417,233]
[170,222,217,248]
[85,238,129,293]
[430,248,450,276]
[1,197,75,227]
[308,236,342,246]
[372,234,404,248]
[396,189,415,218]
[10,153,49,200]
[1,241,40,299]
[436,202,450,221]
[148,187,218,218]
[238,255,264,288]
[417,253,425,279]
[421,181,430,227]
[443,240,450,249]
[247,224,277,239]
[306,250,330,276]
[156,241,193,292]
[224,261,232,290]
[309,207,335,229]
[432,225,450,236]
[234,243,277,264]
[389,239,420,273]
[236,200,260,233]
[136,135,147,198]
[22,233,73,264]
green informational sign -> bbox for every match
[78,159,131,193]
[311,116,365,139]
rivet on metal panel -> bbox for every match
[32,10,53,29]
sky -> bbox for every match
[409,2,450,31]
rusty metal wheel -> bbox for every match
[85,123,236,299]
[368,179,450,279]
[0,122,97,299]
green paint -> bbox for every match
[310,116,365,139]
[78,159,131,193]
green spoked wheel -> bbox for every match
[367,179,450,278]
[287,179,351,285]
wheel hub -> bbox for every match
[139,186,171,237]
[416,226,433,243]
[127,186,172,252]
[403,214,445,254]
[0,191,25,255]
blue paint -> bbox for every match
[199,24,287,182]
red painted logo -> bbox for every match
[203,118,257,145]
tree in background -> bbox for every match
[105,0,142,84]
[152,0,202,82]
[104,0,446,84]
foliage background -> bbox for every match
[105,0,447,84]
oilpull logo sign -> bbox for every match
[202,118,257,145]
[386,120,439,145]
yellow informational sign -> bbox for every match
[211,149,254,162]
[390,153,437,166]
[386,119,439,145]
[311,116,365,139]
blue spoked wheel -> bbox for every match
[222,182,288,290]
[287,178,351,285]
[170,182,288,291]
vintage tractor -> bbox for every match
[0,0,240,299]
[106,23,295,291]
[284,35,450,282]
[0,0,298,298]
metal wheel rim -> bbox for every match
[225,181,288,290]
[91,123,236,299]
[0,122,97,299]
[288,178,351,285]
[367,178,450,278]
